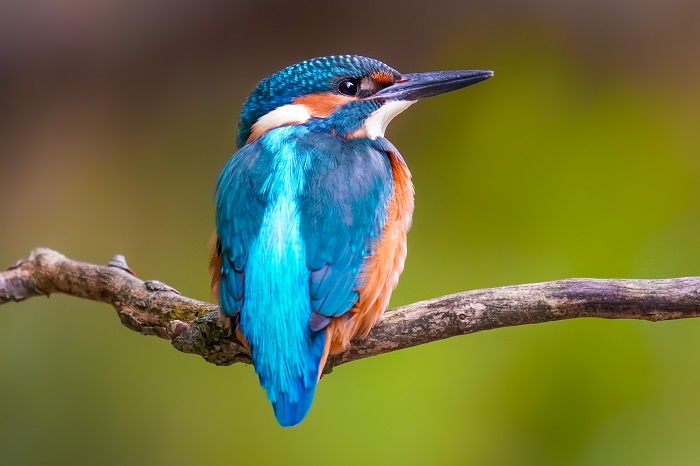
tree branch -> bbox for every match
[2,248,700,372]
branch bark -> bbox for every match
[2,248,700,371]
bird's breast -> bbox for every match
[326,147,414,353]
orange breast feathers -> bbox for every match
[324,150,415,356]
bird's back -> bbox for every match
[214,125,401,425]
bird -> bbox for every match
[210,55,492,427]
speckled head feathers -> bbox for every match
[237,55,400,147]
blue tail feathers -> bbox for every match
[259,329,327,427]
[272,384,318,427]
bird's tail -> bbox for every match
[254,329,327,427]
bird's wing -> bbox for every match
[213,130,395,427]
[214,140,268,317]
[298,136,394,328]
[213,133,394,329]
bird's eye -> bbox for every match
[338,79,359,96]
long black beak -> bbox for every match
[372,69,494,101]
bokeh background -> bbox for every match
[2,1,700,465]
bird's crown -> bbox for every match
[237,55,401,147]
[236,55,494,147]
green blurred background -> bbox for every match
[1,1,700,465]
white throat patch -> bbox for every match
[363,100,416,139]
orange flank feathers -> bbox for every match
[209,233,222,303]
[325,150,414,357]
[209,233,250,352]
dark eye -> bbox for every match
[338,79,359,96]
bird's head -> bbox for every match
[237,55,493,148]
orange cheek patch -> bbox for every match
[293,93,355,118]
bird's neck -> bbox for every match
[243,97,400,145]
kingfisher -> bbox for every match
[210,55,492,427]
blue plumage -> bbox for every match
[216,125,393,426]
[214,54,492,426]
[237,55,399,147]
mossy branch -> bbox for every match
[2,248,700,372]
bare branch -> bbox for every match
[2,248,700,372]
